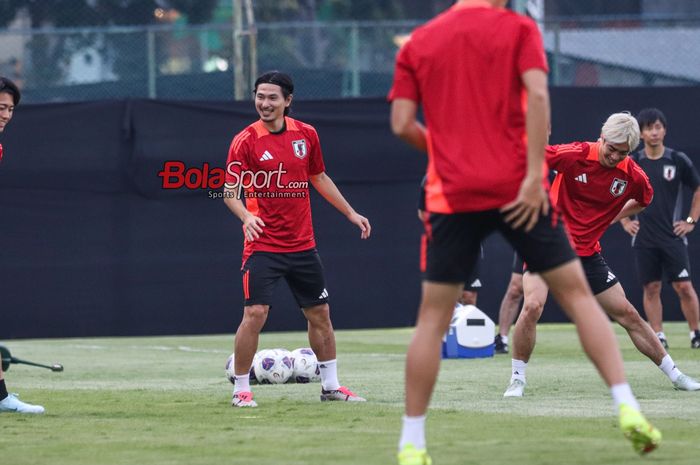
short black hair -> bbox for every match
[253,71,294,116]
[636,108,667,131]
[254,71,294,96]
[0,76,21,106]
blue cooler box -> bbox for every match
[442,304,495,358]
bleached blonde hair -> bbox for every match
[601,112,640,151]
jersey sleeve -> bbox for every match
[225,130,252,186]
[634,168,654,207]
[545,143,586,173]
[306,126,326,176]
[387,40,420,103]
[676,151,700,190]
[517,18,549,75]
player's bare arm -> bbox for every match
[390,98,427,152]
[501,69,550,232]
[612,199,647,225]
[223,186,265,241]
[310,172,371,239]
[673,186,700,237]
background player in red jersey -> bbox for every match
[0,76,45,414]
[622,108,700,349]
[504,112,700,398]
[389,1,659,462]
[223,71,370,408]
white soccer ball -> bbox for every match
[225,352,257,385]
[290,348,320,383]
[254,348,293,384]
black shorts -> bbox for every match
[580,253,619,295]
[421,208,576,283]
[634,242,692,285]
[512,252,525,275]
[241,249,329,308]
[463,258,482,292]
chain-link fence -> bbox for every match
[1,16,699,103]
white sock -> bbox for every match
[399,415,426,451]
[234,373,251,393]
[658,354,681,382]
[501,335,509,345]
[656,331,666,340]
[611,383,640,411]
[511,359,527,382]
[691,331,698,340]
[318,359,340,391]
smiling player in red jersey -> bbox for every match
[0,76,45,415]
[504,112,700,400]
[223,71,370,408]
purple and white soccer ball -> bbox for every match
[290,348,320,383]
[254,348,293,384]
[224,352,257,385]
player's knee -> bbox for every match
[461,291,478,306]
[521,299,544,321]
[304,303,331,325]
[507,281,524,301]
[617,302,643,326]
[243,304,269,326]
[643,281,662,297]
[673,281,696,300]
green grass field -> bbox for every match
[2,322,699,465]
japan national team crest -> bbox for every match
[610,178,628,197]
[663,164,676,181]
[292,139,307,159]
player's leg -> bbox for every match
[671,281,700,347]
[504,271,547,397]
[0,364,45,414]
[635,247,667,345]
[494,256,524,354]
[398,212,487,464]
[285,250,364,401]
[643,281,666,345]
[232,253,282,407]
[664,241,700,346]
[590,256,700,391]
[500,212,660,454]
[596,283,667,364]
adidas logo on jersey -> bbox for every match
[318,288,329,299]
[259,150,274,161]
[678,269,690,278]
[606,271,616,283]
[575,173,588,183]
[470,279,482,288]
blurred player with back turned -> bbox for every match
[388,2,660,463]
[0,76,45,414]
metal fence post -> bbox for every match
[147,27,156,99]
[349,22,360,97]
[552,21,561,86]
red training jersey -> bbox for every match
[388,2,548,213]
[226,117,326,265]
[547,141,654,256]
